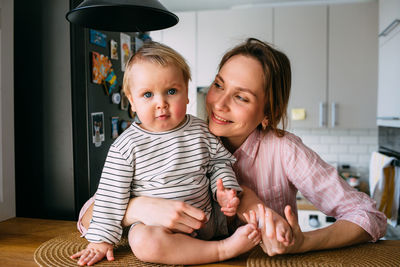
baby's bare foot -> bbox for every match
[217,224,261,261]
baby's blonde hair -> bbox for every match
[123,41,191,98]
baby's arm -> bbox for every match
[216,179,240,217]
[71,242,114,266]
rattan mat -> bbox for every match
[34,232,183,267]
[246,240,400,267]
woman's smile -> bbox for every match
[211,112,232,124]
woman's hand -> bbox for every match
[71,242,114,266]
[244,204,305,256]
[282,205,305,253]
[259,204,305,255]
[122,196,207,234]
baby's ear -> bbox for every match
[127,94,136,112]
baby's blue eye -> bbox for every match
[168,88,177,95]
[144,92,152,98]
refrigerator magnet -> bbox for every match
[135,36,144,51]
[120,33,131,72]
[111,117,119,139]
[120,89,129,111]
[92,52,112,85]
[110,39,118,60]
[120,120,128,132]
[103,68,117,95]
[91,112,105,147]
[111,92,121,104]
[90,30,107,48]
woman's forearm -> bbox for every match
[121,197,146,227]
[236,186,372,255]
[122,196,206,233]
[80,196,205,232]
[298,220,371,253]
[237,185,265,222]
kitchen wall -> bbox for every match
[291,128,377,182]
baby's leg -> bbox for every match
[129,223,260,265]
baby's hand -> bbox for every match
[71,241,114,266]
[216,179,240,217]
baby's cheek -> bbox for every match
[175,103,187,118]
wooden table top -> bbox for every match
[1,217,399,267]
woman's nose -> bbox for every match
[214,92,229,111]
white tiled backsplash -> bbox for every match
[290,128,378,182]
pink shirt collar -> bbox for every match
[233,129,262,160]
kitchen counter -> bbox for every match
[196,240,400,266]
[297,198,318,210]
[2,217,399,267]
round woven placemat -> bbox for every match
[247,241,400,267]
[34,232,183,267]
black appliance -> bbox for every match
[378,126,400,166]
[14,0,159,220]
[378,126,400,237]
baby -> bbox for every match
[71,41,261,266]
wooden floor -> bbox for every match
[0,217,246,267]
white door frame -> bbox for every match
[0,0,15,221]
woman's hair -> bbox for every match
[123,41,191,97]
[218,38,291,137]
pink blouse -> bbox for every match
[233,129,386,242]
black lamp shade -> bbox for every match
[66,0,178,32]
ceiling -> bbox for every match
[158,0,368,12]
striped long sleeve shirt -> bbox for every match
[85,115,242,244]
[233,129,387,242]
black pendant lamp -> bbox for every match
[66,0,178,32]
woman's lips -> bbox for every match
[211,113,232,124]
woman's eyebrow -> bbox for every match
[217,74,256,97]
[237,87,257,97]
[215,74,224,82]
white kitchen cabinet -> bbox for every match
[197,8,273,87]
[328,2,378,128]
[378,0,400,44]
[149,12,198,116]
[377,0,400,127]
[280,2,378,129]
[158,3,379,129]
[274,5,328,129]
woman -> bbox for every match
[79,38,386,258]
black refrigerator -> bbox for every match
[15,0,144,220]
[71,27,143,218]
